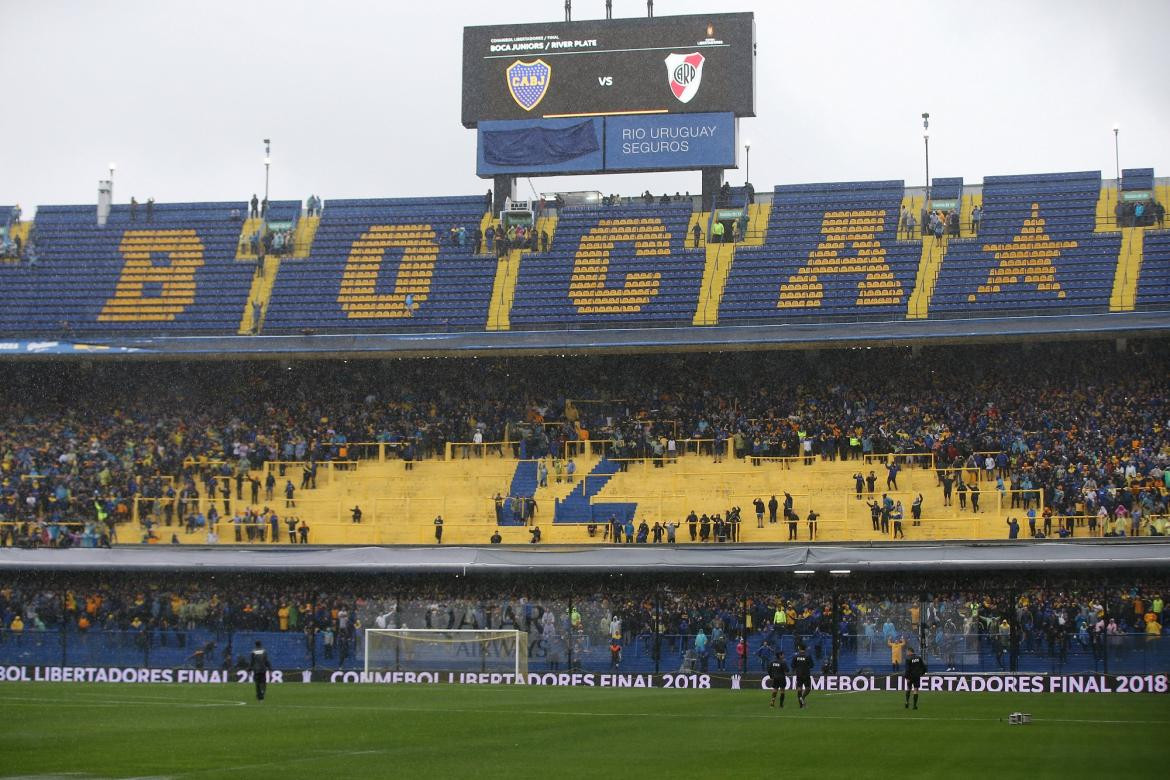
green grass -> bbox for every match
[0,683,1166,779]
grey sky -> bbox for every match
[3,0,1167,213]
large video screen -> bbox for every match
[462,12,755,128]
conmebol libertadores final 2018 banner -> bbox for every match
[4,666,1167,694]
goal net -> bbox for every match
[364,629,529,677]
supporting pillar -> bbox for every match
[701,168,724,212]
[492,175,516,217]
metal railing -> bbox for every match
[1,611,1164,676]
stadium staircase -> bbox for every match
[959,192,982,238]
[900,193,922,230]
[8,219,31,247]
[1094,185,1117,233]
[739,202,772,247]
[478,212,494,254]
[486,247,523,330]
[487,214,560,329]
[292,214,320,258]
[234,217,265,260]
[692,202,772,325]
[234,204,306,335]
[686,210,709,248]
[906,234,946,319]
[535,213,557,248]
[692,240,734,325]
[237,257,281,334]
[1109,227,1144,312]
[233,202,301,260]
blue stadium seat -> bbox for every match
[1121,167,1154,192]
[1136,230,1170,308]
[0,202,258,335]
[263,196,493,333]
[929,171,1121,316]
[930,177,964,200]
[509,203,704,328]
[718,180,919,323]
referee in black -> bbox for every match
[791,643,813,709]
[250,640,273,701]
[904,647,927,709]
[767,650,789,708]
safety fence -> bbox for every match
[1,592,1165,676]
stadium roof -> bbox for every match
[2,540,1168,573]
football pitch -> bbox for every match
[0,683,1166,779]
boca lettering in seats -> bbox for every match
[98,230,205,322]
[778,210,904,309]
[568,218,671,314]
[337,225,438,318]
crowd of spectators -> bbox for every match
[2,204,36,262]
[0,571,1163,672]
[241,224,296,259]
[1116,197,1165,228]
[0,341,1167,545]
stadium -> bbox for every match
[1,1,1168,777]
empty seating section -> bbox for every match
[0,202,253,335]
[0,172,1158,338]
[509,203,704,327]
[720,185,750,208]
[262,200,301,222]
[930,177,964,200]
[1137,230,1170,308]
[263,197,493,332]
[930,171,1121,315]
[1122,168,1154,191]
[719,181,919,321]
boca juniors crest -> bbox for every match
[665,52,705,104]
[506,59,551,112]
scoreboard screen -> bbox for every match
[462,12,755,128]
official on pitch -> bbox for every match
[250,640,273,701]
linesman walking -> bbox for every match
[904,647,927,709]
[250,640,273,701]
[792,643,813,708]
[767,650,789,708]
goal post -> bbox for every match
[364,628,529,678]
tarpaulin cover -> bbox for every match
[482,120,599,166]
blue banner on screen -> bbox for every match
[604,112,736,171]
[477,117,604,176]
